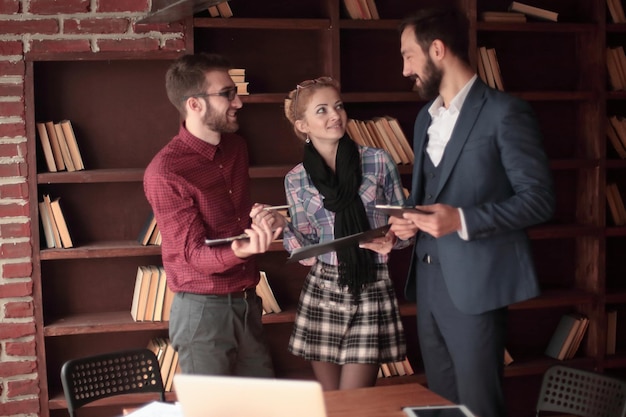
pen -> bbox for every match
[263,204,290,211]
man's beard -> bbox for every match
[203,106,239,133]
[415,57,442,101]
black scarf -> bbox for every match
[303,135,375,298]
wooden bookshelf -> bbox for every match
[25,1,626,417]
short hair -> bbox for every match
[165,53,233,117]
[399,7,470,64]
[284,77,341,141]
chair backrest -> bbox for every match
[536,365,626,417]
[61,348,165,417]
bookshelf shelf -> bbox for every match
[26,1,624,417]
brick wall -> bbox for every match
[0,1,185,416]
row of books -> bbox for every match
[229,68,249,96]
[257,271,282,314]
[346,117,415,165]
[477,46,505,92]
[137,212,161,246]
[607,182,626,226]
[377,357,414,378]
[207,1,233,18]
[131,265,174,322]
[39,194,73,248]
[147,337,180,392]
[608,116,626,159]
[544,313,589,361]
[606,46,626,91]
[36,120,84,172]
[607,0,626,23]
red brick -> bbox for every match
[0,40,23,55]
[7,378,40,398]
[0,0,21,14]
[97,37,160,52]
[0,162,27,178]
[6,340,37,357]
[0,322,35,341]
[0,222,31,240]
[134,21,184,34]
[97,0,149,13]
[0,241,32,258]
[0,101,25,118]
[0,122,26,138]
[29,0,89,14]
[5,301,34,319]
[64,18,130,34]
[0,182,29,199]
[0,61,25,77]
[2,261,33,278]
[0,19,59,35]
[162,38,186,52]
[0,84,24,97]
[0,203,29,218]
[30,39,91,54]
[0,398,40,415]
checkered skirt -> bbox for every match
[288,262,406,364]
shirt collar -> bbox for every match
[178,123,219,160]
[428,74,478,118]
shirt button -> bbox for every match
[228,190,232,194]
[242,265,246,271]
[237,217,241,222]
[219,164,223,169]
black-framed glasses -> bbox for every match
[183,87,238,102]
[293,76,335,119]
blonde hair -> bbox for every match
[284,77,340,141]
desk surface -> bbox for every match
[324,383,450,417]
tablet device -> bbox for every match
[403,404,476,417]
[375,204,433,217]
[204,233,249,246]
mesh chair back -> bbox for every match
[536,365,626,417]
[61,348,165,417]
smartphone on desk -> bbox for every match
[375,204,433,217]
[403,404,476,417]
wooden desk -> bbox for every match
[324,383,451,417]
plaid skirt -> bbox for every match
[288,262,406,364]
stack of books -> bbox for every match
[147,337,180,392]
[130,265,175,322]
[229,68,249,95]
[346,116,414,165]
[39,194,73,249]
[480,11,526,23]
[544,313,589,360]
[36,120,84,172]
[207,1,233,18]
[477,47,505,91]
[378,357,414,378]
[137,212,161,246]
[342,0,379,20]
[508,1,558,22]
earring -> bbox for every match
[305,135,311,144]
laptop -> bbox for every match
[173,374,327,417]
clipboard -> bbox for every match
[375,204,433,217]
[287,225,391,263]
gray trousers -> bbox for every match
[169,291,274,377]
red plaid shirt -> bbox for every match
[144,124,258,294]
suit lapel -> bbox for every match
[435,81,487,199]
[410,112,431,204]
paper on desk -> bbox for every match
[124,401,183,417]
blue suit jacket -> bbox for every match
[404,79,555,314]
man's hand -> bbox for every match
[400,203,461,238]
[359,230,396,255]
[232,216,282,258]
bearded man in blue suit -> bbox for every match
[388,8,555,417]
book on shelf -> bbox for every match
[208,5,220,17]
[60,120,85,170]
[162,274,175,322]
[256,270,281,314]
[486,48,505,91]
[607,183,626,226]
[477,47,497,89]
[53,122,76,172]
[608,115,626,156]
[152,268,169,321]
[508,1,558,22]
[503,348,514,366]
[138,212,158,245]
[607,119,626,159]
[544,313,588,360]
[38,200,56,248]
[131,265,152,321]
[216,1,233,18]
[42,194,62,248]
[480,11,527,23]
[131,265,174,322]
[35,122,57,172]
[607,309,617,355]
[43,121,65,171]
[607,47,625,91]
[235,82,249,95]
[147,337,179,392]
[48,196,74,248]
[378,357,414,378]
[143,266,162,322]
[342,0,379,20]
[346,117,414,165]
[607,0,626,23]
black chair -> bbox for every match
[60,348,165,417]
[535,365,626,417]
